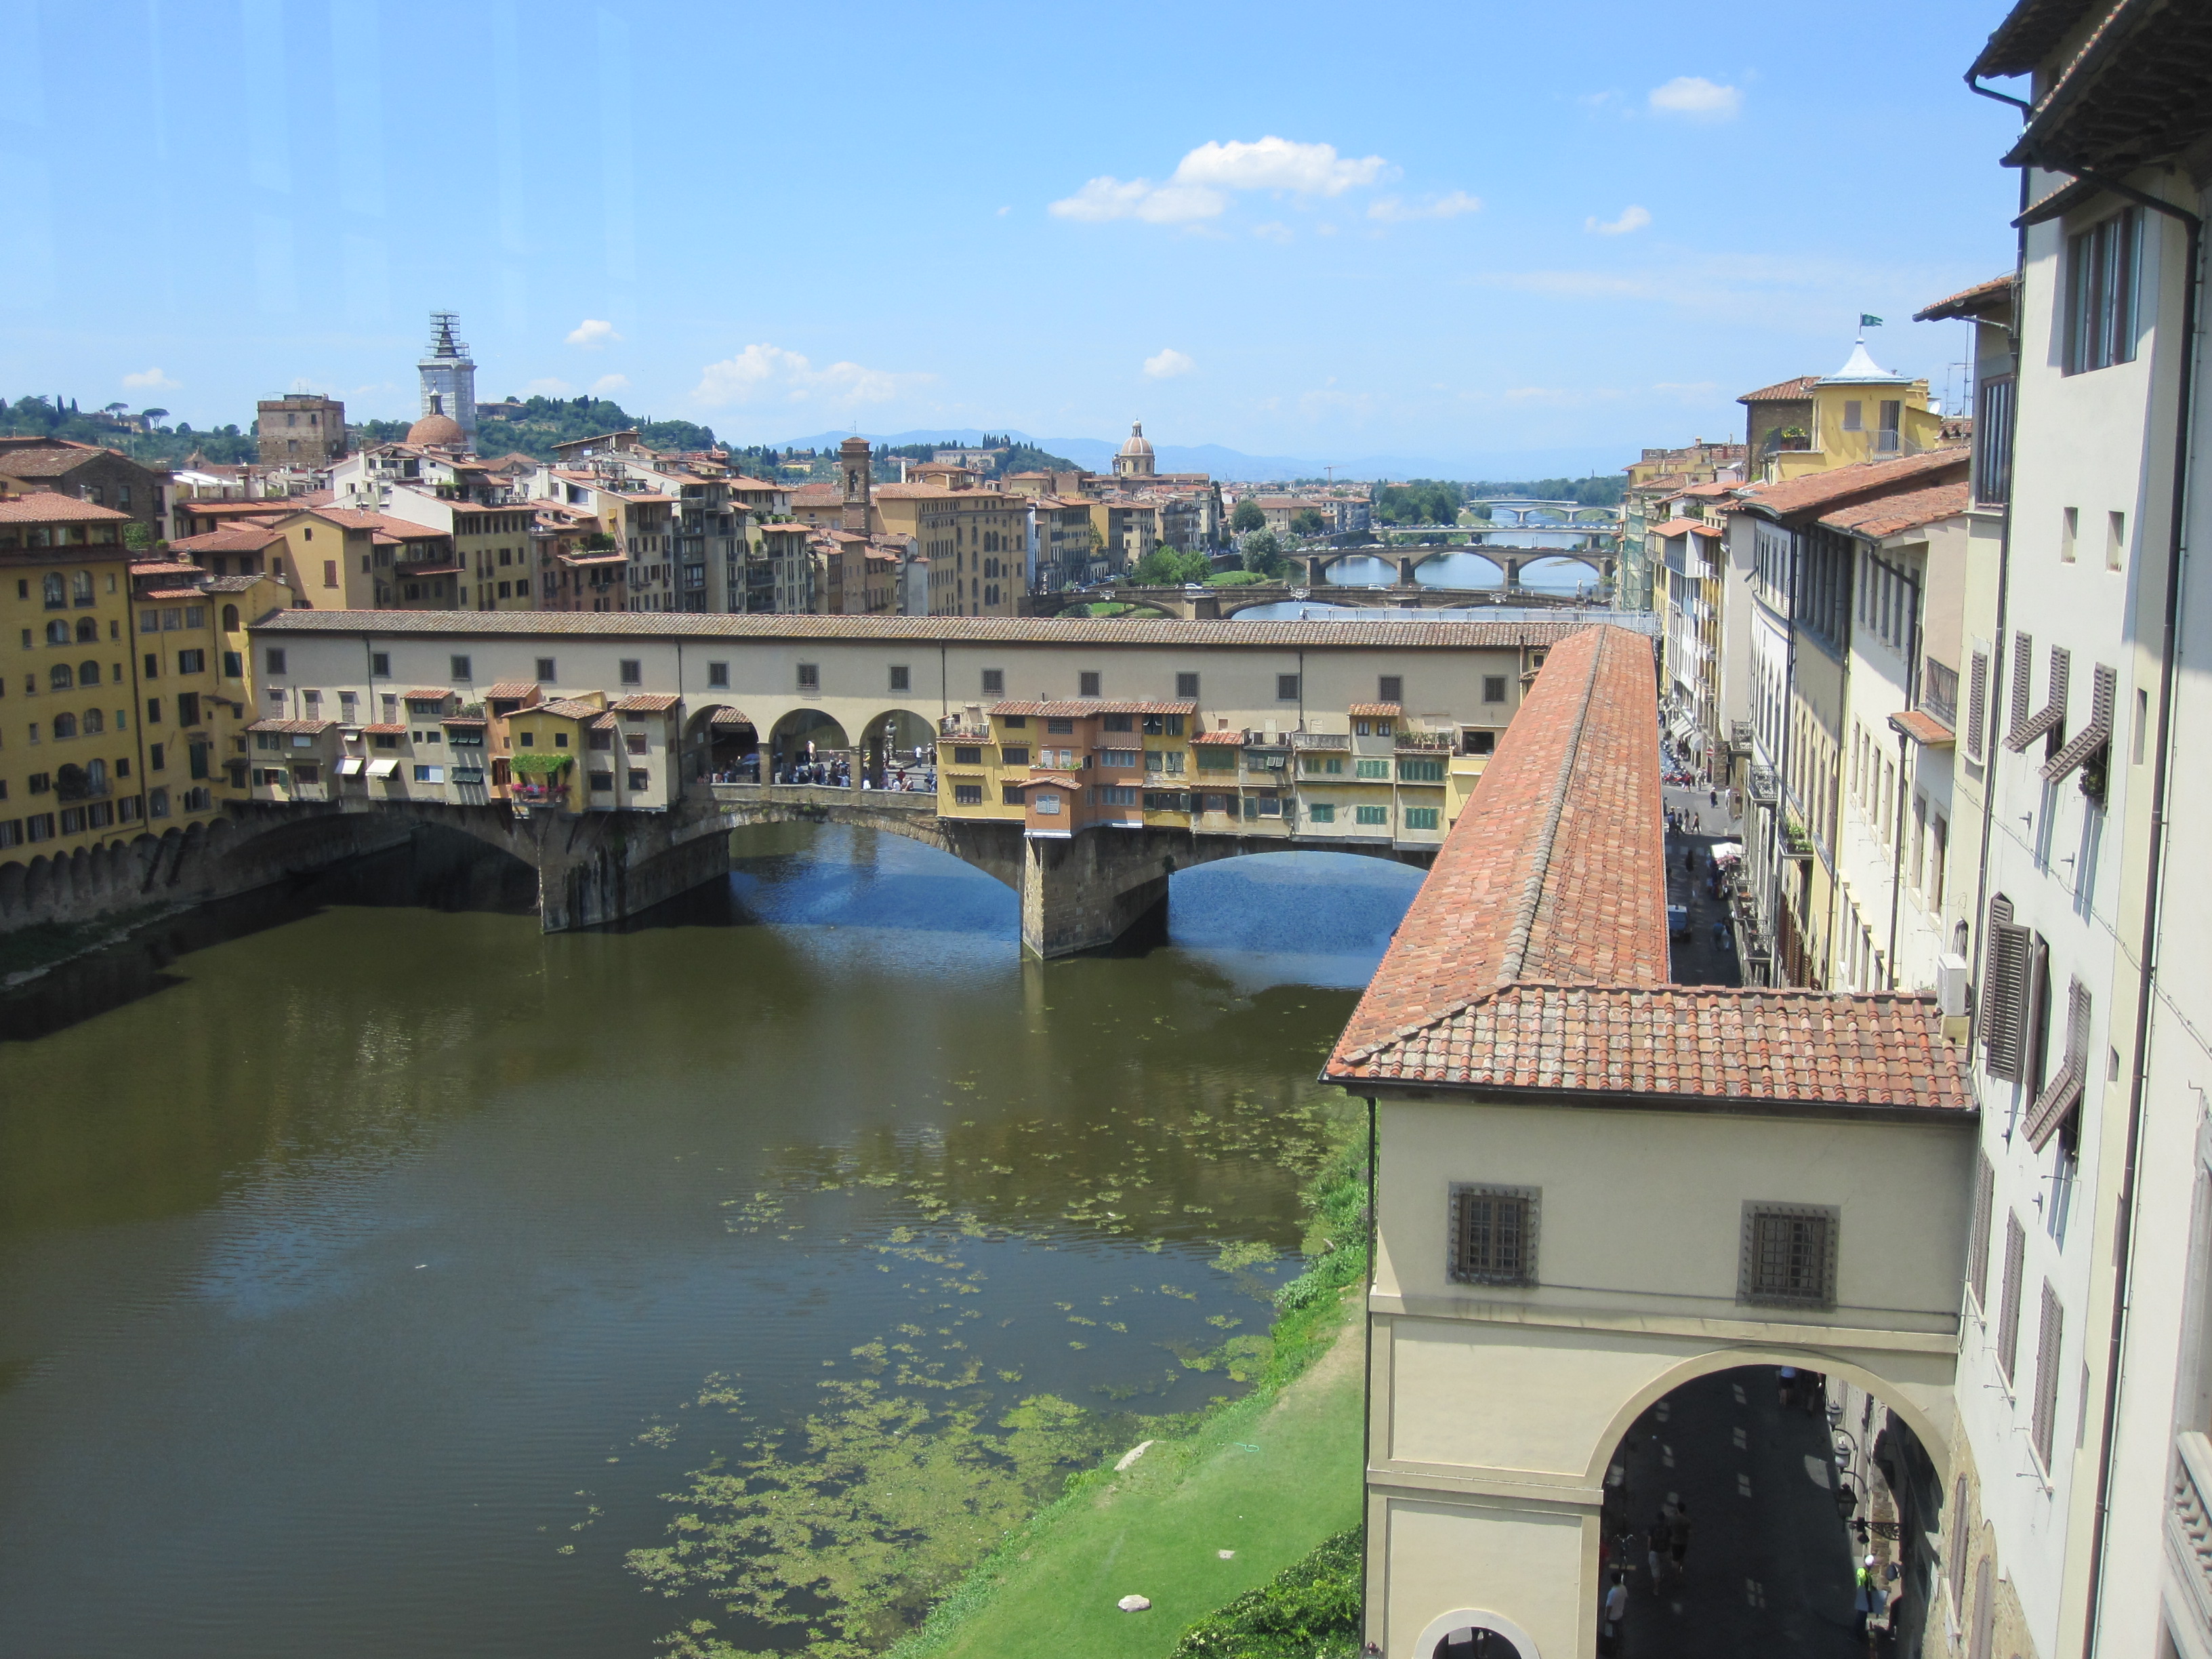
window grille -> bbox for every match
[1448,1185,1537,1286]
[1739,1204,1838,1307]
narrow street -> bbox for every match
[1662,782,1740,987]
[1605,1368,1866,1659]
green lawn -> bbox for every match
[903,1296,1364,1659]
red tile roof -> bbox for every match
[484,681,540,699]
[1735,450,1969,521]
[613,693,680,712]
[0,447,123,478]
[1016,771,1084,790]
[402,687,455,702]
[537,697,607,720]
[140,586,204,600]
[246,718,336,735]
[169,524,286,553]
[1325,623,1971,1114]
[1190,729,1250,745]
[1347,702,1403,717]
[1736,375,1819,404]
[989,699,1198,717]
[0,493,132,523]
[1816,480,1972,539]
[360,722,408,735]
[1914,273,2016,323]
[1889,708,1957,747]
[1651,516,1725,539]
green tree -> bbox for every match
[1241,529,1287,578]
[1231,498,1267,535]
[1131,545,1212,584]
[1289,508,1326,538]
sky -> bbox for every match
[0,0,2030,476]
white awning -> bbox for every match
[367,758,400,777]
[336,756,365,775]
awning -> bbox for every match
[367,758,401,777]
[337,756,365,776]
[1710,842,1743,864]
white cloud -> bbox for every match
[1648,77,1742,119]
[523,377,576,396]
[1143,348,1194,380]
[996,205,1011,216]
[691,343,926,409]
[1368,190,1482,223]
[1049,135,1394,225]
[591,373,629,394]
[122,367,179,390]
[1585,205,1652,236]
[566,318,621,348]
[1252,220,1294,244]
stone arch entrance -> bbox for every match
[858,708,935,790]
[1413,1610,1540,1659]
[684,704,759,783]
[766,708,850,783]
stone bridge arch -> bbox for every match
[682,703,760,783]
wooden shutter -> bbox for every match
[1965,651,1990,760]
[1967,1153,1996,1308]
[2044,662,2117,783]
[2013,645,2072,750]
[2003,632,2033,750]
[1996,1212,2026,1384]
[1981,896,2031,1080]
[2024,979,2090,1151]
[2031,1281,2064,1469]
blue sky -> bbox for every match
[0,0,2026,474]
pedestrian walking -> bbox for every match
[1668,1502,1691,1578]
[1645,1515,1668,1592]
[1777,1366,1798,1411]
[1853,1555,1878,1638]
[1601,1572,1628,1653]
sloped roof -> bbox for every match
[1816,480,1973,539]
[989,699,1198,717]
[1914,273,2016,323]
[0,493,132,523]
[1736,375,1819,405]
[1735,449,1969,523]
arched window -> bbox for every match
[75,617,98,642]
[78,660,100,686]
[85,758,106,789]
[51,712,76,739]
[49,664,73,691]
[41,573,64,608]
[70,571,94,605]
[222,605,240,631]
[81,708,104,735]
[45,620,69,645]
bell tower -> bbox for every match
[840,434,873,533]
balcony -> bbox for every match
[1393,729,1456,752]
[938,716,991,739]
[1291,731,1350,751]
[2169,1432,2212,1642]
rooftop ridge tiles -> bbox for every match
[1495,630,1602,989]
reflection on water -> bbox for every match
[0,824,1421,1659]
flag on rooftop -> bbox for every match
[1860,313,1885,327]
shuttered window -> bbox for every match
[1966,1152,1996,1311]
[1448,1185,1538,1286]
[2005,632,2032,749]
[1947,1474,1971,1624]
[2043,662,2116,786]
[2030,1281,2064,1471]
[1740,1203,1839,1307]
[2024,979,2091,1151]
[1982,895,2032,1081]
[1996,1212,2026,1386]
[2007,644,2070,752]
[1965,651,1990,761]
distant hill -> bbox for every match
[457,394,726,462]
[0,394,255,466]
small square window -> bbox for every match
[450,655,472,680]
[1379,675,1403,703]
[954,783,984,806]
[370,652,390,677]
[264,647,287,675]
[1483,676,1507,703]
[890,665,911,693]
[535,657,556,682]
[619,659,642,687]
[1739,1204,1839,1308]
[628,769,650,790]
[1277,674,1300,701]
[1176,672,1200,699]
[1078,671,1101,698]
[1449,1185,1538,1286]
[798,663,820,691]
[982,668,1005,695]
[707,661,729,689]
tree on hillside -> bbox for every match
[1231,499,1266,534]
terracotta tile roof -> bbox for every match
[1735,450,1969,522]
[1190,728,1250,745]
[247,610,1600,651]
[537,697,607,720]
[1889,708,1956,747]
[140,586,204,600]
[613,693,680,712]
[1816,480,1972,539]
[0,447,116,478]
[707,707,752,724]
[1324,622,1973,1115]
[988,699,1198,717]
[1017,771,1084,790]
[131,560,202,575]
[1347,702,1403,717]
[361,722,408,735]
[201,575,270,593]
[1736,375,1819,404]
[1914,273,2016,323]
[1678,478,1742,499]
[402,687,455,702]
[1651,516,1724,538]
[0,493,132,523]
[484,681,539,699]
[246,718,336,735]
[170,524,286,553]
[440,715,488,727]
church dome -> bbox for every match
[1118,420,1155,462]
[407,410,466,448]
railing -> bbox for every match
[1923,658,1960,728]
[2169,1432,2212,1638]
[710,781,937,812]
[939,718,991,739]
[1290,731,1349,750]
[1394,729,1456,751]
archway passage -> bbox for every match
[687,706,758,783]
[1433,1627,1523,1659]
[860,708,935,790]
[1601,1365,1939,1659]
[767,708,851,785]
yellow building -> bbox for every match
[1762,339,1949,485]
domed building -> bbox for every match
[405,396,466,451]
[1112,419,1156,480]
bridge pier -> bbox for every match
[1019,831,1182,958]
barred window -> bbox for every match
[1449,1185,1537,1286]
[1739,1203,1839,1307]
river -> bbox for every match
[0,825,1423,1659]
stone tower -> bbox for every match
[840,434,873,533]
[417,311,478,438]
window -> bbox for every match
[1143,790,1185,812]
[1305,755,1345,775]
[41,573,65,609]
[1307,802,1336,823]
[1277,674,1300,701]
[1196,747,1236,772]
[1996,1212,2027,1385]
[1967,1153,1995,1311]
[1033,791,1061,815]
[2030,1282,2064,1471]
[615,659,641,687]
[1000,745,1031,766]
[1740,1204,1838,1307]
[1974,375,2015,506]
[625,733,649,756]
[1046,718,1075,735]
[1378,675,1403,704]
[954,783,984,806]
[1101,785,1138,807]
[953,745,983,765]
[1399,758,1445,783]
[147,787,168,819]
[1078,671,1101,697]
[889,665,910,692]
[448,654,472,680]
[536,657,557,682]
[588,771,614,792]
[1841,399,1864,432]
[2066,207,2142,374]
[1482,675,1508,704]
[1981,896,2033,1080]
[1103,749,1139,769]
[2061,506,2078,564]
[370,652,390,677]
[1103,712,1134,733]
[1355,804,1388,825]
[981,668,1004,695]
[1449,1185,1537,1286]
[1355,758,1389,779]
[628,769,649,790]
[797,662,819,691]
[1176,672,1200,699]
[176,693,200,726]
[1002,783,1026,805]
[177,649,205,676]
[1405,806,1440,830]
[1256,794,1282,817]
[705,661,728,689]
[2024,979,2091,1151]
[265,647,287,675]
[413,764,444,783]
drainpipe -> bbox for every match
[1887,726,1908,989]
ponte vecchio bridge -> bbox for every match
[218,609,1648,956]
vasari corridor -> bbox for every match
[7,4,2212,1658]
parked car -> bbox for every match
[1667,904,1689,939]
